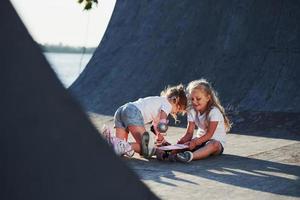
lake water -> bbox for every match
[44,52,93,88]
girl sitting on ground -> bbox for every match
[175,79,232,163]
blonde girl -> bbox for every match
[176,79,231,162]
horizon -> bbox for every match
[10,0,116,48]
[38,42,97,48]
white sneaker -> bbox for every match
[101,125,134,157]
[111,137,133,156]
[176,151,193,163]
[141,132,156,158]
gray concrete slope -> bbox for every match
[70,0,300,132]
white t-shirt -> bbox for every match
[132,96,172,124]
[187,106,226,146]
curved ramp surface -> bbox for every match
[71,0,300,132]
[0,1,158,199]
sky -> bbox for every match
[10,0,116,47]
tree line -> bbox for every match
[39,43,96,54]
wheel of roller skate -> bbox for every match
[167,154,177,162]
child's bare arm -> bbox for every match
[189,121,218,149]
[152,110,169,145]
[177,121,195,144]
[159,110,168,120]
[152,110,168,135]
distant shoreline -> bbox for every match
[39,43,96,54]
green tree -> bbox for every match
[78,0,98,10]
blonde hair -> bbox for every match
[160,84,188,122]
[187,79,232,132]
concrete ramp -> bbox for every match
[70,0,300,133]
[0,1,157,199]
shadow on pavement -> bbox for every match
[125,154,300,197]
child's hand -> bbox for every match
[184,141,190,146]
[177,138,185,144]
[155,133,171,146]
[152,118,168,136]
[177,136,189,144]
[152,122,164,136]
[156,133,165,143]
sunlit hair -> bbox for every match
[186,79,232,132]
[161,84,188,122]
